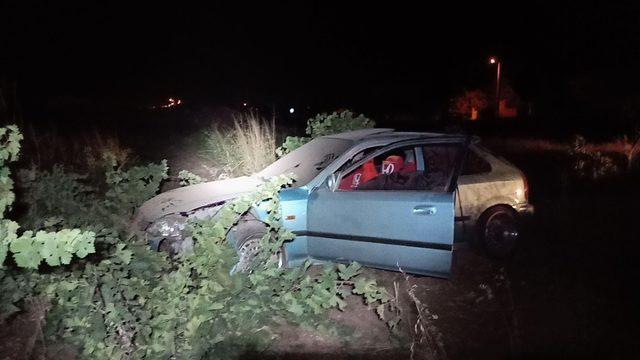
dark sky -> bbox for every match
[2,1,640,118]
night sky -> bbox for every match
[2,1,640,131]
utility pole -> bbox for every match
[489,57,501,118]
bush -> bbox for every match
[1,124,393,359]
[568,135,622,180]
[200,112,276,179]
[22,125,135,172]
[178,169,205,186]
[277,110,375,156]
[305,110,375,138]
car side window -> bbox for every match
[422,143,463,192]
[336,143,462,192]
[461,149,492,175]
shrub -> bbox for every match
[305,110,375,138]
[23,125,135,172]
[277,110,375,156]
[568,135,621,180]
[178,170,205,186]
[1,124,393,359]
[200,112,276,179]
[1,125,97,282]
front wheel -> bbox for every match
[235,233,286,273]
[478,206,519,259]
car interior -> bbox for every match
[337,144,460,192]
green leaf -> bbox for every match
[39,231,72,266]
[10,233,41,269]
[74,231,96,258]
[338,261,361,280]
[0,242,7,266]
[287,301,304,316]
[114,243,133,264]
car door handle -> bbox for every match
[413,205,437,215]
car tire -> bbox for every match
[478,206,519,259]
[235,230,287,273]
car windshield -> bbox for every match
[256,137,353,187]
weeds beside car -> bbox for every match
[199,111,276,179]
[0,124,393,359]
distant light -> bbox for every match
[242,102,248,107]
[489,57,497,64]
[289,107,295,114]
[157,97,182,109]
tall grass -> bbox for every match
[201,112,276,179]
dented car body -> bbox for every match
[132,129,533,278]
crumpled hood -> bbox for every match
[133,176,263,227]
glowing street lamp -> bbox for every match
[489,56,501,117]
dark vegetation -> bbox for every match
[0,106,397,359]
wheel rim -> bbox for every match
[237,238,261,273]
[484,212,519,256]
[236,238,285,273]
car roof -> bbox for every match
[323,128,466,145]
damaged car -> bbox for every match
[131,128,533,278]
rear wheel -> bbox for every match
[478,206,519,258]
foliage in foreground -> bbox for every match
[0,124,393,359]
[1,125,97,271]
[277,110,375,156]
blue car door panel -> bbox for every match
[306,189,455,277]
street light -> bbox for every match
[489,56,501,117]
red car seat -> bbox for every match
[401,161,417,174]
[338,159,378,190]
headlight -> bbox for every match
[146,215,188,238]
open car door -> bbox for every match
[305,137,468,277]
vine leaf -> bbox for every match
[115,243,133,264]
[0,242,7,265]
[40,231,73,266]
[74,231,96,258]
[337,262,362,281]
[10,232,41,269]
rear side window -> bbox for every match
[422,143,462,192]
[462,150,492,175]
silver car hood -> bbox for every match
[133,176,263,226]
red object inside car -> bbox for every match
[382,155,404,174]
[401,161,416,174]
[339,159,378,190]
